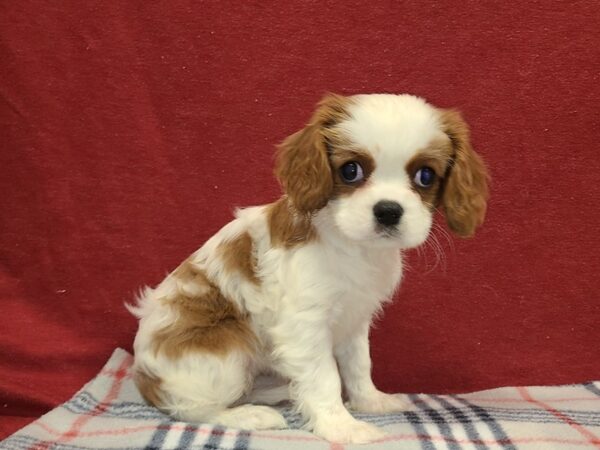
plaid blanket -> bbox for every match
[2,349,599,450]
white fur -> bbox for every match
[130,94,449,444]
[331,94,446,249]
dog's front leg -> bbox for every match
[271,314,385,444]
[335,322,409,413]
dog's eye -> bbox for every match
[414,167,436,188]
[340,162,364,183]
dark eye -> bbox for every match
[414,167,436,188]
[340,161,364,183]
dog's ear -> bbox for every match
[275,94,349,213]
[439,110,489,237]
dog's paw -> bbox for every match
[213,405,287,430]
[313,416,386,444]
[348,391,410,414]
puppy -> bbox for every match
[128,93,488,444]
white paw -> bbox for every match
[240,405,288,429]
[314,417,386,444]
[214,405,288,430]
[348,391,410,414]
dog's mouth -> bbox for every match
[376,225,399,239]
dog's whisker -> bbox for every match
[433,209,456,254]
[429,231,447,274]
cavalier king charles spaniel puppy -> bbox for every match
[129,93,488,444]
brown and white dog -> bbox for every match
[128,93,488,444]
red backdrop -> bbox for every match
[1,0,599,438]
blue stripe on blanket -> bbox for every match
[0,431,240,450]
[451,396,516,450]
[145,421,172,449]
[233,430,251,450]
[59,391,600,428]
[203,425,225,449]
[358,409,600,428]
[584,382,600,397]
[176,424,198,449]
[405,396,436,450]
[429,394,489,450]
[410,394,461,450]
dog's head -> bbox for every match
[275,93,489,248]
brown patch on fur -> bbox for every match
[152,261,257,359]
[405,138,454,208]
[219,232,260,284]
[438,109,489,237]
[274,94,353,213]
[171,259,212,293]
[134,369,164,408]
[330,148,376,197]
[267,197,316,248]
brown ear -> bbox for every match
[274,94,349,213]
[439,110,489,237]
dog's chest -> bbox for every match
[325,247,403,337]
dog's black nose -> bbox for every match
[373,201,403,226]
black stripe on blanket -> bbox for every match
[410,394,462,450]
[584,382,600,397]
[177,424,198,449]
[429,394,489,450]
[63,392,600,425]
[452,396,517,450]
[233,429,251,450]
[145,421,171,449]
[203,425,225,449]
[405,396,436,450]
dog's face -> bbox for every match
[275,94,489,248]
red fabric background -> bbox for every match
[1,0,599,438]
